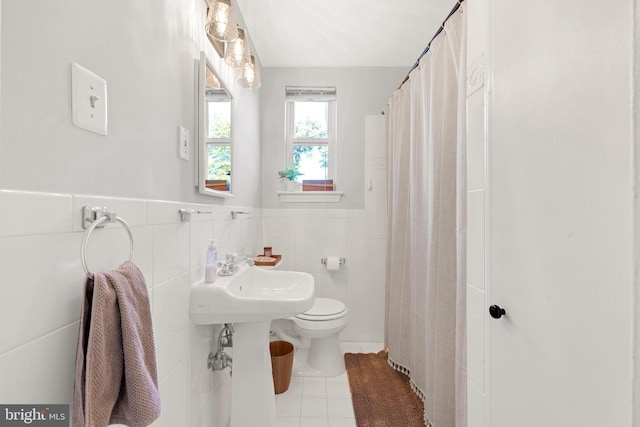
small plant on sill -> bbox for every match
[278,165,303,182]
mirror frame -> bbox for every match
[197,51,235,198]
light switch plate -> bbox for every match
[71,63,107,135]
[178,126,190,160]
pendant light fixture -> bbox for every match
[224,26,250,69]
[205,0,238,42]
[238,53,261,89]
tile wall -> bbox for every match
[262,115,387,343]
[466,0,488,425]
[0,189,261,427]
[0,116,388,426]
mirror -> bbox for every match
[198,51,234,197]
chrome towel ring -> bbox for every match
[81,206,134,275]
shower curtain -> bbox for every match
[384,6,466,427]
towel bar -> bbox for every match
[81,206,134,274]
[231,211,250,219]
[179,208,213,222]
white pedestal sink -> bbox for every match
[230,321,276,426]
[190,265,314,427]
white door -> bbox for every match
[483,1,634,426]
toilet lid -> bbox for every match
[296,298,347,321]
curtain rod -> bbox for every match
[397,0,465,90]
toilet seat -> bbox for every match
[295,298,347,321]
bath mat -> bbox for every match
[345,350,425,427]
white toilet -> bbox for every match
[271,297,348,377]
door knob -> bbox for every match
[489,305,506,319]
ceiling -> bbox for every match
[234,0,455,67]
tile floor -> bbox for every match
[276,341,385,427]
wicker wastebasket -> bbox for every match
[270,340,294,394]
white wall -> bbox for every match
[262,67,400,342]
[634,2,640,424]
[465,0,488,425]
[260,67,404,209]
[259,68,401,343]
[0,0,261,208]
[0,1,398,425]
[263,115,388,342]
[0,1,263,426]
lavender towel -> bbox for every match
[73,261,161,427]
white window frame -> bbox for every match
[285,87,337,184]
[205,90,232,183]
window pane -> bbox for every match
[293,145,328,180]
[207,100,231,139]
[294,102,328,138]
[208,144,231,187]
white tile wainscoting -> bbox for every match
[0,189,262,427]
[262,207,387,343]
[263,115,388,344]
[0,189,388,427]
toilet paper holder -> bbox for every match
[320,257,346,265]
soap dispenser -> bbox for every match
[205,240,218,283]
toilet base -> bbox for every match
[291,348,325,377]
[271,307,348,378]
[291,336,345,377]
[308,335,345,376]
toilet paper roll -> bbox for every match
[326,256,340,271]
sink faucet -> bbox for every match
[218,253,255,276]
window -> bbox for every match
[285,86,337,186]
[206,89,231,191]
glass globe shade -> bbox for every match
[238,54,261,89]
[205,0,238,42]
[224,26,250,69]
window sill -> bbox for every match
[277,191,344,203]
